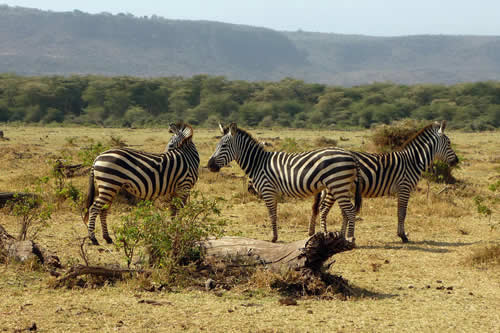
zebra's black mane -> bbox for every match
[400,123,437,150]
[235,127,266,150]
[174,122,194,149]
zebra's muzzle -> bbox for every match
[449,155,459,167]
[207,158,220,172]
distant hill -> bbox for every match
[1,5,500,85]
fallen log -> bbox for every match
[0,192,40,208]
[0,224,60,268]
[53,160,89,177]
[51,233,354,294]
[53,265,149,287]
[201,232,354,273]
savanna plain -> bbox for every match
[0,125,499,332]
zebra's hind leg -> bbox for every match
[336,195,357,244]
[319,192,336,234]
[308,192,322,236]
[99,203,113,244]
[87,203,102,245]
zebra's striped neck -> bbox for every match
[164,141,199,164]
[233,130,269,179]
[399,127,438,173]
[365,127,438,177]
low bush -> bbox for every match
[278,137,301,153]
[7,181,53,241]
[78,141,110,167]
[313,136,338,147]
[468,245,500,267]
[370,119,425,153]
[113,191,226,282]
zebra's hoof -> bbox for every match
[90,237,100,246]
[104,237,113,244]
[271,237,278,243]
[400,234,409,243]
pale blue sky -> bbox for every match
[3,0,500,36]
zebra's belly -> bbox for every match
[275,181,323,199]
[363,182,399,197]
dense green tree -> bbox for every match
[0,74,499,130]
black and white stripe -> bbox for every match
[208,123,361,243]
[309,120,458,242]
[83,122,199,245]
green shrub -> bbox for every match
[473,196,492,220]
[49,158,82,203]
[278,138,301,153]
[113,192,226,274]
[423,160,457,184]
[78,141,109,167]
[488,179,500,192]
[108,135,127,148]
[8,181,54,241]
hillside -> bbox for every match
[1,5,500,85]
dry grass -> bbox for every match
[467,245,500,267]
[0,125,499,332]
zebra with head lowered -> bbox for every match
[308,120,458,243]
[83,122,199,245]
[208,123,361,243]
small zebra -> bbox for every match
[308,120,458,243]
[208,123,361,243]
[83,122,200,245]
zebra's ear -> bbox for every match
[438,120,447,134]
[169,123,178,134]
[218,123,225,135]
[229,123,238,136]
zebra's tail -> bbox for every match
[83,167,96,224]
[353,160,362,214]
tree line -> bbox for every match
[1,74,499,130]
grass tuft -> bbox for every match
[467,245,500,267]
[313,136,338,147]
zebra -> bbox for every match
[83,122,200,245]
[308,120,458,243]
[207,123,361,243]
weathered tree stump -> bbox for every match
[0,224,60,268]
[201,232,354,273]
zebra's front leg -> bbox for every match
[397,187,411,243]
[170,192,190,217]
[308,192,322,236]
[264,197,279,243]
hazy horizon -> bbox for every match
[2,0,500,37]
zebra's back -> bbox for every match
[263,148,358,198]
